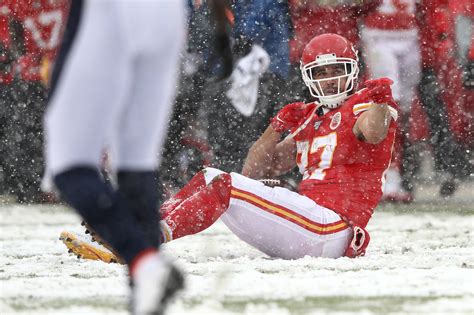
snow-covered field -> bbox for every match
[1,202,473,315]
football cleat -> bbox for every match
[80,221,124,263]
[60,231,122,264]
[131,252,184,315]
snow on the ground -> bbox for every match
[0,204,473,314]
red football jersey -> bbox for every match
[7,0,69,81]
[293,90,398,228]
[288,0,379,63]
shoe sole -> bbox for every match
[59,231,120,264]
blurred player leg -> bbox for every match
[46,0,152,264]
[399,38,422,194]
[113,4,185,247]
[60,169,224,263]
[113,2,188,314]
[418,67,473,196]
[362,31,414,202]
[45,1,186,313]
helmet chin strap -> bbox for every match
[318,92,348,109]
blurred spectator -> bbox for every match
[204,0,293,174]
[0,6,15,195]
[160,0,233,194]
[287,0,380,101]
[161,2,214,192]
[450,0,473,117]
[416,0,473,196]
[360,0,420,202]
[0,0,69,202]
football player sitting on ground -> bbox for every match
[62,33,398,262]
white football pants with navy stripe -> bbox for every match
[45,0,186,176]
[203,168,353,259]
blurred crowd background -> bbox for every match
[0,0,472,204]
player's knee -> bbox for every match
[209,173,232,207]
[202,167,227,185]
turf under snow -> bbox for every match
[1,204,473,314]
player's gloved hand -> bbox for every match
[364,77,394,104]
[270,102,316,133]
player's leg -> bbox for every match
[113,0,186,249]
[221,172,352,259]
[361,31,399,86]
[45,1,152,265]
[158,167,230,241]
[399,37,422,193]
[418,66,473,196]
[362,32,412,202]
[60,167,224,263]
[160,168,352,259]
[160,171,231,242]
[112,2,187,314]
[160,170,207,218]
[398,37,421,113]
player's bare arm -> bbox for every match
[353,103,392,144]
[269,137,297,177]
[353,78,395,144]
[242,126,296,179]
[242,101,314,179]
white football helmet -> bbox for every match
[300,33,359,108]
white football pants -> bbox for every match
[45,0,186,176]
[361,28,421,113]
[204,168,353,259]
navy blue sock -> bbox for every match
[117,170,163,247]
[54,167,153,265]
